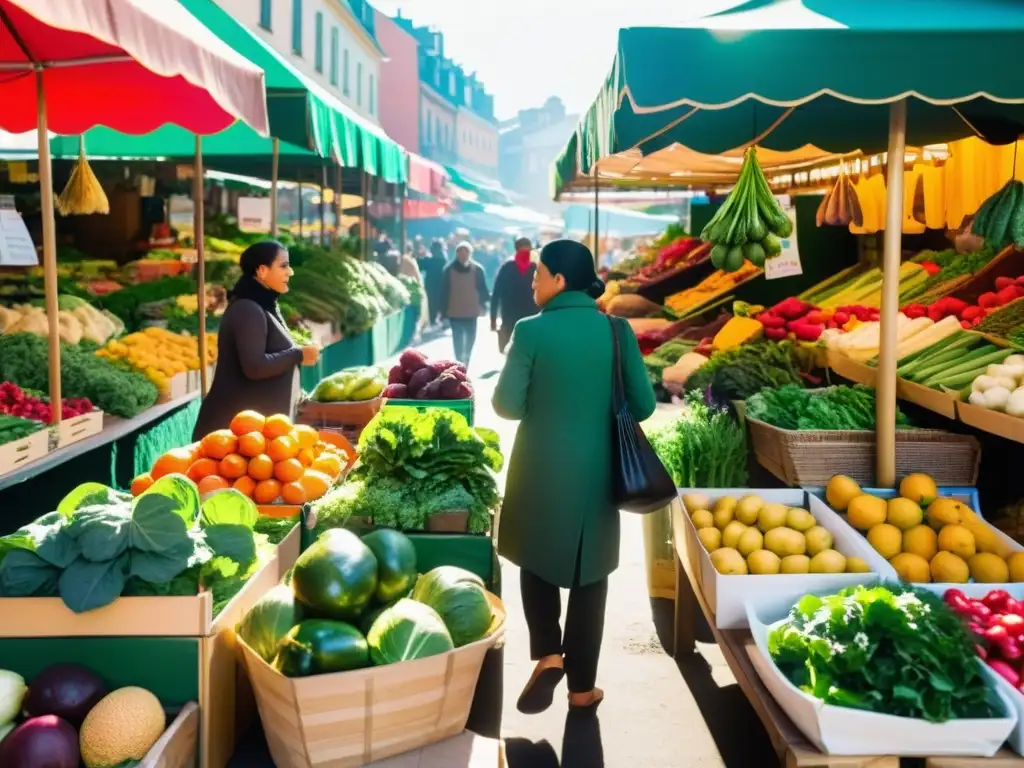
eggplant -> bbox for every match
[23,663,107,726]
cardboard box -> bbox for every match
[957,400,1024,443]
[0,428,48,477]
[57,409,104,449]
[140,702,199,768]
[744,597,1017,756]
[679,488,881,629]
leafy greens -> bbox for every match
[648,392,748,488]
[746,384,911,431]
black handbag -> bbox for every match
[609,317,678,514]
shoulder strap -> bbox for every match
[608,316,626,410]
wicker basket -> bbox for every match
[747,417,981,487]
[239,595,506,768]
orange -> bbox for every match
[201,430,238,461]
[267,435,300,462]
[186,457,219,482]
[130,472,154,496]
[219,453,249,480]
[247,454,275,481]
[263,414,294,440]
[280,481,307,505]
[237,431,266,458]
[152,447,194,480]
[293,425,319,451]
[299,470,332,501]
[233,476,257,498]
[197,475,230,496]
[297,448,315,467]
[273,458,304,484]
[230,410,266,437]
[312,453,343,479]
[253,479,282,504]
[186,442,203,463]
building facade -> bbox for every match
[373,9,420,154]
[500,96,578,213]
[216,0,383,123]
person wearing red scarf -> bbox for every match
[491,237,540,354]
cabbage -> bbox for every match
[0,670,27,726]
[236,585,304,663]
[411,568,492,647]
[367,599,453,665]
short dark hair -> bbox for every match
[514,237,532,250]
[539,239,604,299]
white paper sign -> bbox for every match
[0,209,37,266]
[237,197,272,233]
[765,202,802,280]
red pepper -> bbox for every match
[995,276,1016,291]
[902,304,927,319]
[971,316,983,327]
[773,297,812,320]
[920,261,941,275]
[789,322,824,342]
[984,591,1011,612]
[979,291,1001,309]
[832,311,850,325]
[961,305,984,321]
[764,326,788,341]
[757,313,787,329]
[997,285,1023,305]
[850,306,872,321]
[1016,275,1024,287]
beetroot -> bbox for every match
[387,365,408,385]
[452,383,474,399]
[449,368,468,383]
[0,715,79,768]
[382,383,408,398]
[407,367,436,396]
[24,663,106,726]
[399,348,428,374]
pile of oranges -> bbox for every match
[131,411,347,505]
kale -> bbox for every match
[648,392,748,488]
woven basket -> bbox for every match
[239,594,506,768]
[747,417,980,487]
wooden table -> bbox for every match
[670,500,1024,768]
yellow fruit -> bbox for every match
[804,525,834,556]
[780,555,811,574]
[697,527,722,553]
[902,524,938,561]
[930,551,970,583]
[734,495,763,525]
[937,524,976,559]
[960,512,1013,558]
[764,527,806,557]
[809,549,847,574]
[847,494,887,531]
[786,507,816,532]
[712,504,735,530]
[845,557,871,573]
[682,493,710,513]
[867,523,903,560]
[826,475,861,511]
[713,496,737,517]
[747,550,781,575]
[690,509,714,529]
[927,498,967,528]
[721,521,748,550]
[889,552,931,583]
[710,547,748,575]
[737,527,764,557]
[1008,552,1024,583]
[79,687,166,767]
[899,473,938,505]
[886,497,923,531]
[757,503,788,533]
[969,553,1010,583]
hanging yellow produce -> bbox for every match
[917,163,946,230]
[902,168,926,234]
[56,137,109,216]
[816,171,863,228]
[849,176,878,234]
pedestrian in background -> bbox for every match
[490,236,538,354]
[441,241,490,365]
[493,238,656,715]
[420,239,446,327]
[397,248,429,334]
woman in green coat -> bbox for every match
[492,239,656,714]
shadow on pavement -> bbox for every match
[505,711,605,768]
[649,597,715,651]
[505,736,560,767]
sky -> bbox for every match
[373,0,736,120]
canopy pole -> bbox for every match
[194,136,208,398]
[36,68,61,424]
[400,154,409,255]
[362,172,370,260]
[270,137,279,237]
[334,166,342,245]
[876,99,907,487]
[319,163,327,246]
[297,177,304,240]
[593,169,600,267]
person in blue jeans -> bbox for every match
[441,241,490,366]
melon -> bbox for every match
[79,687,165,768]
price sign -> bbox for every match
[0,208,37,267]
[237,197,272,233]
[765,204,802,280]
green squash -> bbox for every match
[291,529,378,621]
[367,599,453,665]
[272,619,370,677]
[411,567,492,648]
[361,529,417,603]
[236,584,304,663]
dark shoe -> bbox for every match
[516,666,565,715]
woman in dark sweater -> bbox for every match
[490,237,539,353]
[192,241,319,439]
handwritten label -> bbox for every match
[765,204,802,280]
[0,209,37,266]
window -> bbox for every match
[356,62,363,106]
[329,28,338,85]
[259,0,272,30]
[291,0,302,55]
[368,74,375,116]
[343,49,350,95]
[427,114,433,144]
[314,12,323,72]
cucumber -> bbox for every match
[743,241,766,268]
[723,246,746,273]
[710,244,728,269]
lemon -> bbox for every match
[780,555,811,574]
[721,521,748,550]
[890,552,931,583]
[1008,552,1024,583]
[899,473,938,505]
[690,509,715,529]
[737,527,764,557]
[845,557,871,573]
[930,551,970,583]
[886,497,923,531]
[785,507,816,532]
[682,493,711,513]
[764,527,806,557]
[902,524,938,561]
[867,523,903,559]
[734,495,763,525]
[937,524,976,559]
[713,496,738,517]
[809,549,847,574]
[697,527,722,553]
[710,547,748,575]
[927,498,966,528]
[825,475,861,511]
[968,553,1010,583]
[712,504,735,530]
[757,503,788,533]
[804,526,834,556]
[847,494,887,531]
[747,550,782,575]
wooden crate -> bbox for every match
[0,428,48,476]
[0,526,300,768]
[297,398,385,430]
[159,373,190,404]
[57,409,104,449]
[239,595,507,768]
[140,702,200,768]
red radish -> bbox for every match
[989,659,1021,687]
[984,591,1011,611]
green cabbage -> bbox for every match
[411,567,492,647]
[367,598,453,665]
[236,584,304,662]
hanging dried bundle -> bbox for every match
[816,170,864,228]
[56,138,109,216]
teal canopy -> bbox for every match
[57,0,406,184]
[553,0,1024,196]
